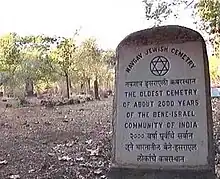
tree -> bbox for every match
[17,35,58,96]
[209,55,220,84]
[196,0,220,56]
[102,49,116,69]
[76,38,116,98]
[143,0,194,26]
[100,50,116,90]
[77,38,102,94]
[50,36,77,99]
[0,31,115,99]
[0,33,22,96]
[196,0,220,33]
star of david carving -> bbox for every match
[150,56,170,76]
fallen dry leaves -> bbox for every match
[0,97,112,179]
[1,97,220,178]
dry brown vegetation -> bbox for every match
[0,97,112,179]
[1,97,220,179]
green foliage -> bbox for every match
[209,55,220,84]
[0,33,23,93]
[0,33,21,70]
[102,49,116,69]
[76,38,101,82]
[51,37,77,75]
[0,31,115,97]
[196,0,220,56]
[49,36,78,98]
[197,0,220,33]
[143,0,192,26]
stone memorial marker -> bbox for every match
[108,25,215,179]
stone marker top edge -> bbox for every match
[116,25,205,51]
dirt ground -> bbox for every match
[1,97,220,179]
[0,98,112,179]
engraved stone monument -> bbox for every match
[108,25,215,179]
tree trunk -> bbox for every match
[87,78,91,91]
[69,78,72,90]
[65,72,70,99]
[25,78,34,97]
[94,76,99,100]
[106,79,109,89]
[81,83,84,91]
